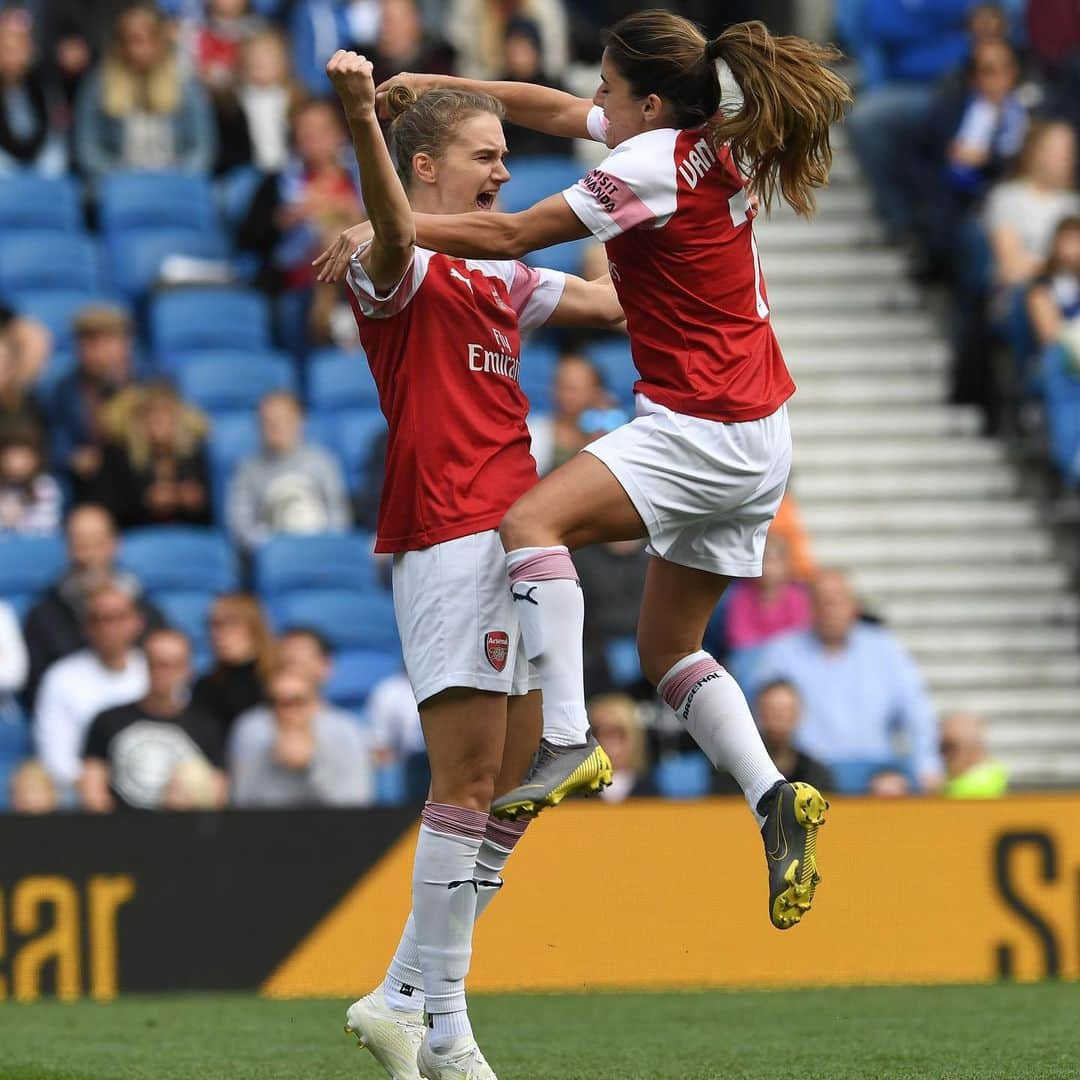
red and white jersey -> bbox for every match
[562,107,795,423]
[347,246,565,554]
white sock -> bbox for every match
[412,802,486,1050]
[385,815,530,1016]
[658,650,784,825]
[506,546,589,746]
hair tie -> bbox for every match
[714,57,744,115]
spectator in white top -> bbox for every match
[0,596,27,720]
[366,668,427,803]
[228,667,374,807]
[985,120,1080,286]
[226,391,350,553]
[33,581,148,794]
[366,669,424,766]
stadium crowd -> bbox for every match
[840,0,1080,462]
[0,0,1026,813]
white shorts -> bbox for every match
[391,530,538,706]
[585,396,792,578]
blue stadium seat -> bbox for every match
[271,588,399,652]
[518,340,560,413]
[332,409,388,485]
[306,409,387,493]
[307,348,380,411]
[99,171,218,234]
[107,227,229,297]
[219,165,264,229]
[8,290,130,353]
[207,412,261,524]
[157,345,294,380]
[254,532,379,598]
[604,636,642,687]
[151,287,272,357]
[120,527,239,594]
[585,339,637,407]
[325,648,402,710]
[500,157,583,214]
[654,752,712,799]
[375,759,407,806]
[525,239,587,278]
[177,353,297,414]
[0,535,66,615]
[0,231,101,296]
[152,590,214,672]
[0,176,81,232]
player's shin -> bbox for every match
[412,802,487,1050]
[505,546,589,746]
[383,816,530,1013]
[658,650,783,825]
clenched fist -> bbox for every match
[325,49,376,116]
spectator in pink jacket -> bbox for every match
[724,535,812,651]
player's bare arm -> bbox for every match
[546,274,624,330]
[413,193,591,262]
[326,50,414,291]
[375,72,592,140]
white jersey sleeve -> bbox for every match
[347,244,436,318]
[466,259,567,330]
[562,128,679,242]
[585,104,608,143]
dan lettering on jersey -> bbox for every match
[678,136,718,190]
[467,326,520,381]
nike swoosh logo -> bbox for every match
[765,797,788,862]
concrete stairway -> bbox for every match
[756,128,1080,787]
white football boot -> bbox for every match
[344,988,424,1080]
[417,1032,497,1080]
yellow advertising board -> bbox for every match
[264,795,1080,997]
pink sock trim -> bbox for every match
[508,548,578,584]
[485,815,529,849]
[659,656,723,711]
[421,801,488,840]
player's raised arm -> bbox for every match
[326,51,415,291]
[375,72,593,141]
[413,193,591,262]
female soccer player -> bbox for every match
[322,13,852,932]
[323,51,622,1080]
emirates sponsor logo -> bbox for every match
[485,630,509,672]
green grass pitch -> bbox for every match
[1,983,1077,1079]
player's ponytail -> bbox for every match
[707,22,851,216]
[604,11,851,216]
[386,87,505,190]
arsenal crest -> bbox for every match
[485,630,509,672]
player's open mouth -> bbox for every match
[476,190,497,210]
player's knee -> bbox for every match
[637,634,697,689]
[636,635,669,688]
[499,500,539,551]
[431,761,499,813]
